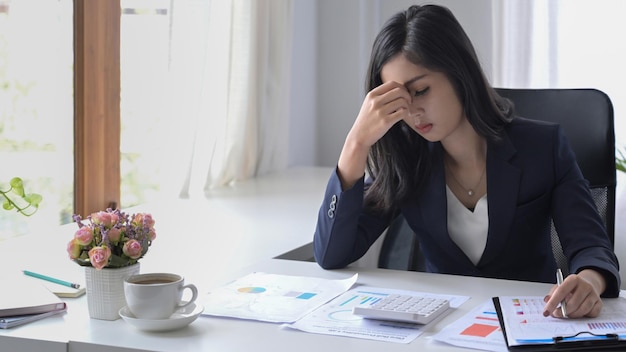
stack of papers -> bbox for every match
[201,272,469,344]
[285,286,468,343]
[433,296,626,351]
[201,272,358,323]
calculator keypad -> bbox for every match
[352,294,450,324]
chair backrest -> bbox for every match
[379,88,616,274]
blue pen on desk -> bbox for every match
[556,268,568,318]
[23,270,80,289]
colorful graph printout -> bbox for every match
[496,296,626,348]
[433,299,507,352]
[201,272,357,323]
[284,286,469,344]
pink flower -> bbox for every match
[67,239,82,259]
[133,213,155,229]
[70,209,156,269]
[144,214,155,228]
[148,228,156,241]
[74,226,94,246]
[88,246,111,270]
[107,227,122,243]
[91,211,117,228]
[123,239,143,259]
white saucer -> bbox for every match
[119,303,204,332]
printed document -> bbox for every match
[283,286,469,344]
[433,299,507,351]
[496,296,626,347]
[201,272,358,323]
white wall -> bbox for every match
[288,1,317,166]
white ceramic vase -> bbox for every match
[84,263,140,320]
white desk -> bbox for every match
[0,167,331,352]
[0,166,618,351]
[1,258,558,352]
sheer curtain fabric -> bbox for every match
[164,0,293,198]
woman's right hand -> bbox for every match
[350,81,412,148]
[337,81,412,189]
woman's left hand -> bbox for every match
[543,269,606,318]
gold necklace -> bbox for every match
[446,162,486,197]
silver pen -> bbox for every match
[556,268,568,317]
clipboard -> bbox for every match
[492,296,626,351]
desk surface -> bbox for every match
[0,167,331,351]
[2,258,558,352]
[0,166,621,352]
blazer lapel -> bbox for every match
[418,143,473,263]
[477,132,521,267]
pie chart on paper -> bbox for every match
[238,287,267,294]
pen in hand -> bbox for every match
[556,268,568,318]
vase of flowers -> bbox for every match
[67,208,156,320]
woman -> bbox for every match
[313,4,620,318]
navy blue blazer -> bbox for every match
[314,118,620,297]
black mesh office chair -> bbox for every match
[379,88,616,276]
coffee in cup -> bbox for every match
[123,273,198,320]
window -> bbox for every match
[120,0,171,206]
[0,0,74,239]
[1,0,292,240]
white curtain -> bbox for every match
[492,0,626,154]
[492,0,626,287]
[491,0,557,88]
[162,0,293,198]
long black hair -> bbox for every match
[364,4,513,213]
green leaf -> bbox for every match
[616,147,626,173]
[9,177,25,197]
[2,200,14,211]
[24,193,43,207]
[1,177,43,216]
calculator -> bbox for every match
[352,294,450,324]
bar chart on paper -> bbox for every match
[495,296,626,349]
[326,291,388,322]
[285,287,469,344]
[433,299,507,352]
[237,285,319,300]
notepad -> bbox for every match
[40,280,86,298]
[492,296,626,351]
[0,277,67,318]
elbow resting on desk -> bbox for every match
[313,236,354,270]
[313,245,346,270]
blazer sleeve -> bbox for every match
[550,127,621,297]
[313,168,391,269]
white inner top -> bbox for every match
[446,185,489,266]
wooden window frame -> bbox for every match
[73,0,121,216]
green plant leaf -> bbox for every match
[1,177,43,216]
[9,177,25,196]
[2,200,14,211]
[24,193,43,207]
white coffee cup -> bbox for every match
[123,273,198,320]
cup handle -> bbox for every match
[177,284,198,309]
